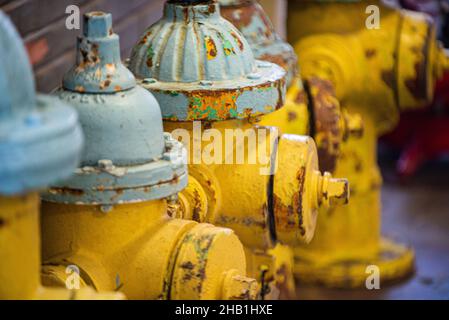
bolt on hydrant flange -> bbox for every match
[0,11,123,300]
[129,0,349,298]
[283,0,449,288]
[40,11,257,300]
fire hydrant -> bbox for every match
[286,0,449,287]
[39,11,258,300]
[129,0,349,298]
[219,0,363,295]
[0,11,123,300]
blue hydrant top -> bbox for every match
[63,12,135,93]
[42,12,188,206]
[128,0,286,121]
[219,0,298,87]
[0,11,83,195]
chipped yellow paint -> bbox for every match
[205,36,218,60]
[41,198,254,300]
[282,0,449,287]
[0,193,123,300]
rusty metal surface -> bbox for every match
[129,1,287,121]
[220,0,298,86]
[304,77,342,173]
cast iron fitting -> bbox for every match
[273,134,349,245]
[0,11,83,195]
[129,0,286,121]
[63,12,135,93]
[221,269,260,300]
[219,0,299,86]
[42,12,188,205]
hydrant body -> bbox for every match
[0,11,123,300]
[129,0,349,297]
[286,0,449,287]
[40,12,258,300]
[218,0,358,294]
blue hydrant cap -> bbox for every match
[42,12,188,205]
[0,12,83,195]
[63,12,135,93]
[219,0,298,87]
[129,0,286,121]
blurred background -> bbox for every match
[1,0,448,299]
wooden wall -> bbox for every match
[1,0,165,92]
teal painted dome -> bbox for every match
[0,11,83,195]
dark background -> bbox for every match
[0,0,166,92]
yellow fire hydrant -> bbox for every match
[129,0,349,298]
[286,0,449,287]
[219,0,363,295]
[39,12,258,300]
[0,12,123,300]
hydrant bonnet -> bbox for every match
[129,0,287,121]
[0,11,83,195]
[42,12,188,205]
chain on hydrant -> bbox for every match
[282,0,449,287]
[0,12,124,300]
[39,11,258,300]
[128,0,350,299]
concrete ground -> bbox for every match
[295,151,449,300]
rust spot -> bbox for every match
[288,111,297,122]
[181,261,195,270]
[365,49,377,59]
[158,77,284,121]
[146,57,153,68]
[381,69,395,90]
[230,31,244,51]
[259,52,298,76]
[192,189,202,222]
[49,187,85,196]
[205,36,217,60]
[273,167,306,236]
[306,77,341,173]
[207,4,216,14]
[294,89,307,105]
[114,85,122,91]
[100,79,111,90]
[170,174,180,185]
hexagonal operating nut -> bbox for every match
[83,11,112,38]
[222,270,260,300]
[321,172,349,207]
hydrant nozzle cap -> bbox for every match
[63,12,136,94]
[0,12,83,195]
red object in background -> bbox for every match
[382,72,449,179]
[25,38,48,66]
[381,0,449,179]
